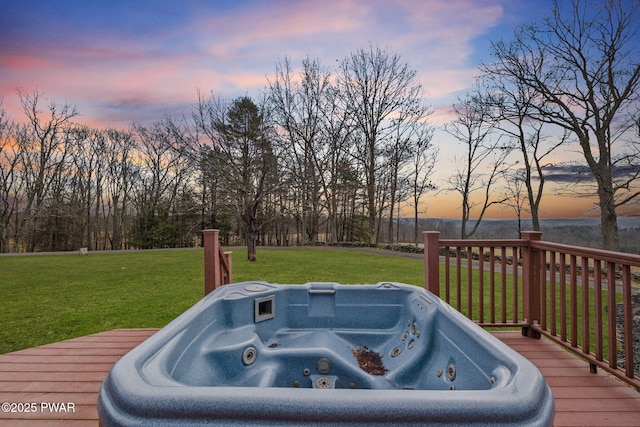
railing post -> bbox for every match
[203,229,221,295]
[423,231,441,296]
[521,231,543,339]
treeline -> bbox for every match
[0,46,438,254]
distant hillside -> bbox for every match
[410,217,640,253]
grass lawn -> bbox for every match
[0,248,426,354]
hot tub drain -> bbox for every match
[314,377,333,388]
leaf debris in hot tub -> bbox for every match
[351,346,388,375]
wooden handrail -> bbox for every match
[532,240,640,266]
[203,229,232,295]
[423,230,640,391]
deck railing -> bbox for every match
[203,229,232,295]
[423,230,640,391]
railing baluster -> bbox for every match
[594,259,603,362]
[607,261,617,370]
[582,256,590,355]
[456,246,462,311]
[467,245,473,320]
[570,255,578,348]
[540,248,547,331]
[550,251,557,336]
[512,245,519,323]
[490,247,496,324]
[501,246,507,323]
[622,265,634,379]
[479,246,484,324]
[560,252,567,342]
[445,246,451,304]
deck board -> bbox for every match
[0,329,639,426]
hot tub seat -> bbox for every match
[98,281,554,426]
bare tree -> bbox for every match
[195,95,277,260]
[103,128,135,249]
[63,126,108,250]
[268,56,330,244]
[500,169,528,234]
[337,44,427,244]
[480,74,566,231]
[384,103,432,244]
[131,117,192,248]
[319,84,355,243]
[485,0,640,250]
[0,101,25,252]
[15,91,78,251]
[407,123,437,245]
[445,91,511,239]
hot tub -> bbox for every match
[98,282,554,426]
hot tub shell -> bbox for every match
[98,282,554,426]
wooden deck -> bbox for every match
[0,329,639,426]
[0,329,157,426]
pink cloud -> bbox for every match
[196,1,371,60]
[0,53,53,70]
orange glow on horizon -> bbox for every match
[410,192,610,219]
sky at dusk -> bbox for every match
[0,0,609,219]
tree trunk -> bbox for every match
[597,183,619,251]
[413,205,420,246]
[247,216,257,261]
